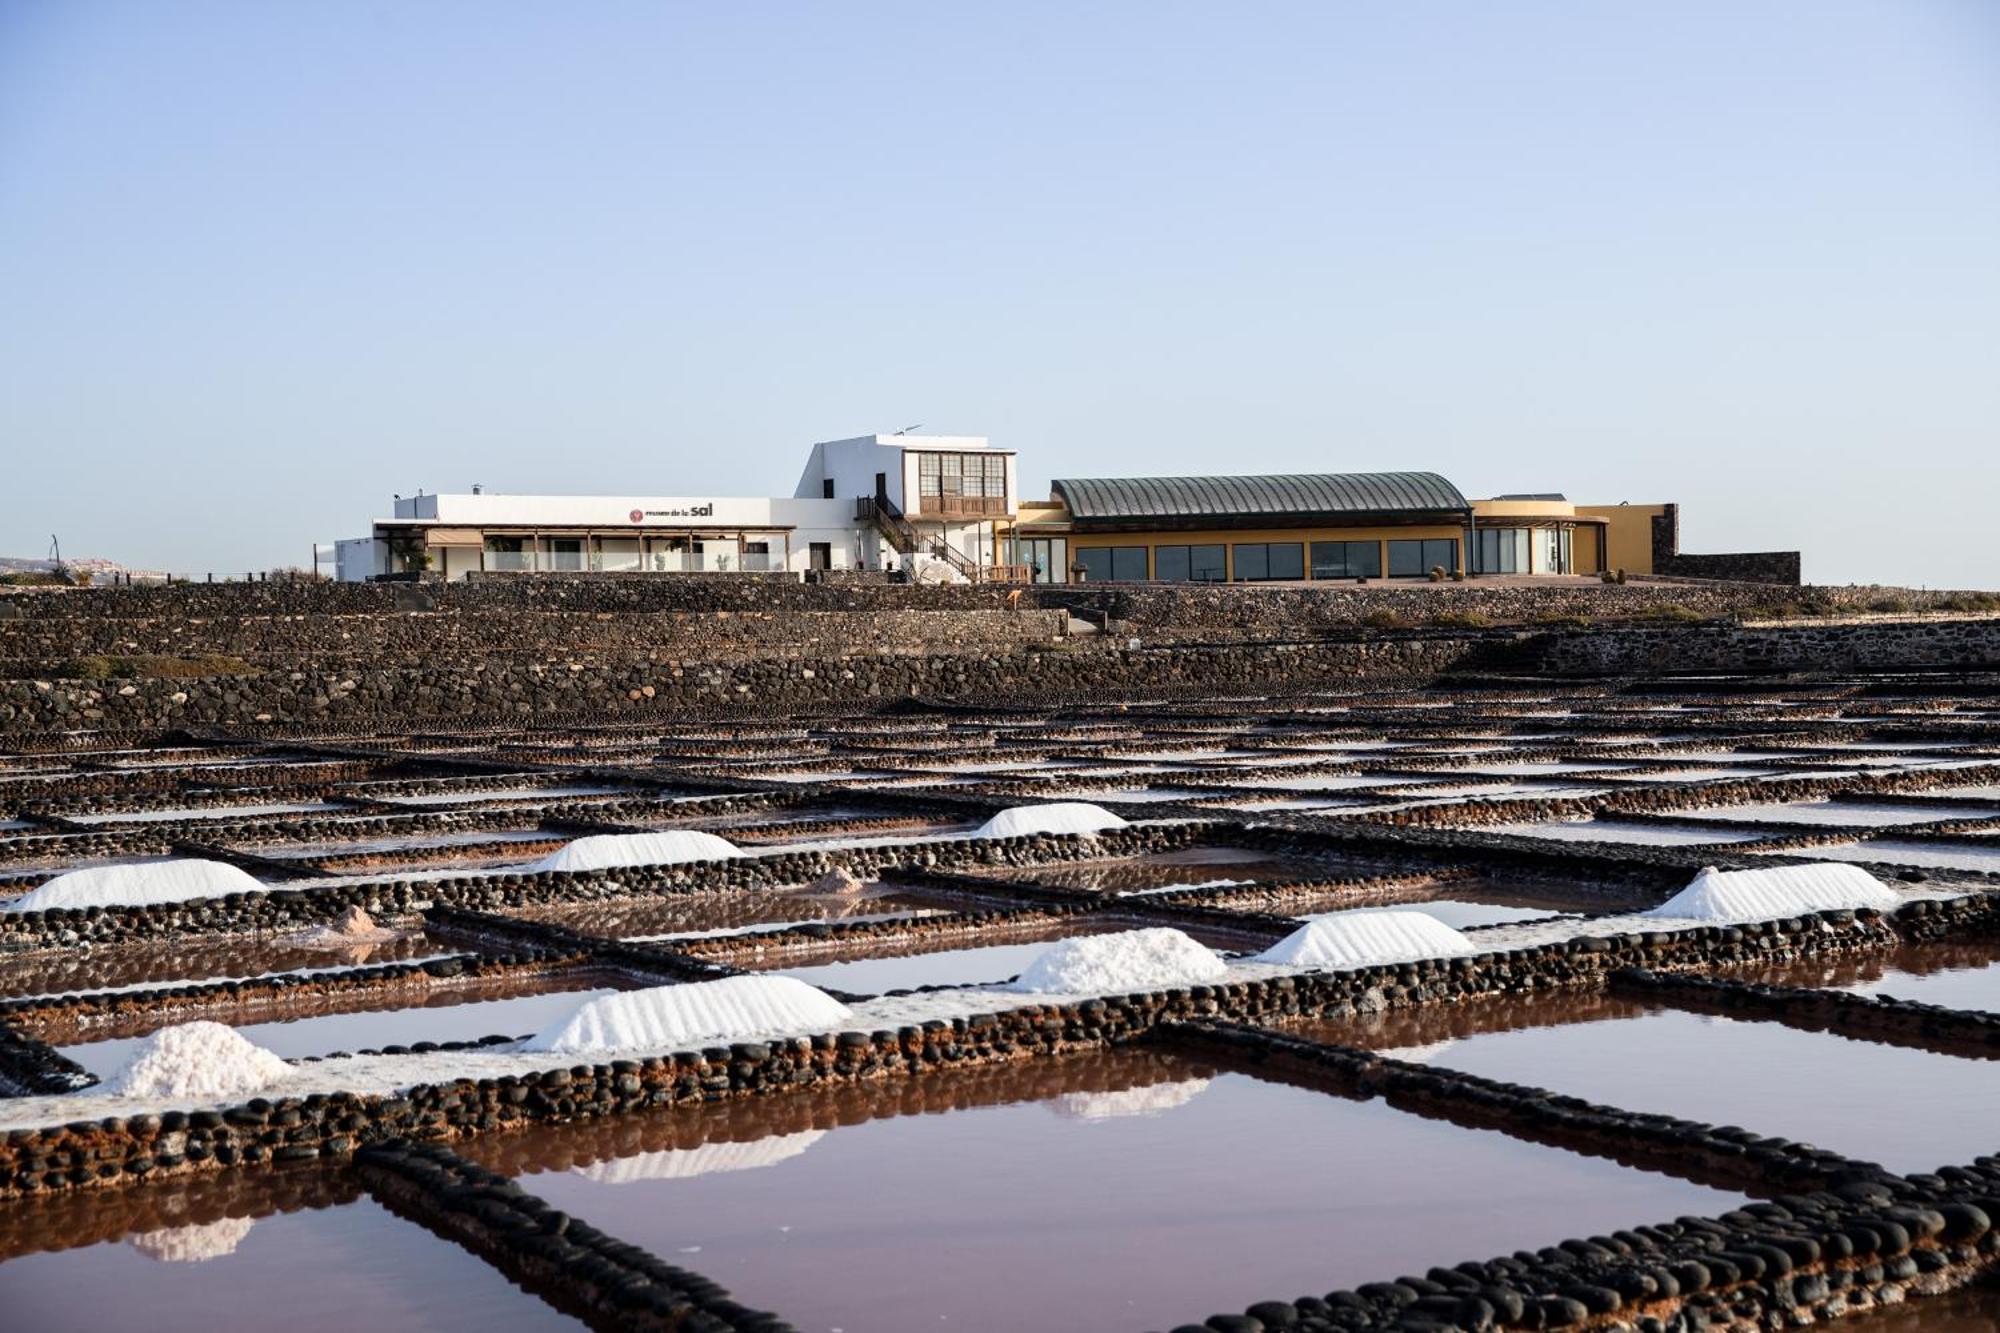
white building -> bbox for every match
[334,434,1019,582]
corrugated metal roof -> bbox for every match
[1051,471,1469,522]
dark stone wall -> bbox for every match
[1525,619,2000,675]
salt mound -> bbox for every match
[1256,911,1478,969]
[295,905,401,947]
[4,859,265,914]
[974,802,1129,840]
[795,867,867,897]
[572,1129,825,1184]
[1646,863,1900,923]
[1049,1076,1212,1121]
[102,1022,291,1100]
[127,1216,257,1264]
[1006,928,1227,995]
[527,976,852,1055]
[529,831,744,873]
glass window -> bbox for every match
[1153,544,1226,582]
[1077,547,1146,580]
[1388,538,1459,578]
[546,538,585,572]
[1231,542,1304,582]
[1473,528,1531,574]
[1311,541,1381,579]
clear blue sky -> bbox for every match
[3,1,1996,586]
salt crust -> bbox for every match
[529,830,744,873]
[571,1129,826,1183]
[102,1022,292,1099]
[1646,862,1900,923]
[4,859,266,913]
[1256,911,1478,968]
[527,977,853,1055]
[972,802,1130,840]
[126,1215,257,1263]
[1049,1076,1211,1121]
[1006,928,1227,994]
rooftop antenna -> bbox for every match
[892,423,922,435]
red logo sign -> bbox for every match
[629,510,644,523]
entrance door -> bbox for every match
[808,542,832,571]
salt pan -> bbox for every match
[1256,911,1477,968]
[4,859,266,914]
[527,976,852,1054]
[529,831,743,873]
[1645,863,1899,923]
[973,803,1130,840]
[101,1022,292,1099]
[1006,928,1226,994]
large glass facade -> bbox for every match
[1154,544,1227,582]
[1231,543,1305,582]
[915,452,1007,515]
[1474,528,1530,574]
[1387,538,1460,578]
[1075,546,1147,581]
[1535,527,1572,575]
[1310,540,1382,580]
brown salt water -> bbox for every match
[1422,1007,2000,1174]
[459,1049,1737,1333]
[0,928,454,1001]
[970,844,1341,893]
[0,1189,576,1332]
[1727,942,2000,1012]
[513,887,943,940]
[55,977,622,1079]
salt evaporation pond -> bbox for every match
[57,979,625,1080]
[1491,818,1769,847]
[1772,839,2000,874]
[517,888,943,940]
[1426,1008,2000,1174]
[1683,800,2000,828]
[460,1050,1736,1333]
[0,929,453,1001]
[65,801,347,826]
[0,1193,573,1332]
[970,845,1338,893]
[1826,942,2000,1011]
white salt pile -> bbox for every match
[974,802,1130,840]
[102,1022,292,1100]
[529,830,744,873]
[527,976,853,1055]
[793,867,868,897]
[1645,863,1900,923]
[1049,1076,1212,1121]
[4,859,266,914]
[1255,911,1478,969]
[572,1129,826,1184]
[126,1216,258,1264]
[1006,928,1227,995]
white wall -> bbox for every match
[334,537,384,582]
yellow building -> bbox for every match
[1001,472,1694,584]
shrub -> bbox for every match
[1640,604,1705,624]
[33,654,262,681]
[1427,566,1446,582]
[1429,610,1492,630]
[1361,609,1410,630]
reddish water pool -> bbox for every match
[969,845,1343,893]
[458,1049,1737,1333]
[1421,1006,2000,1175]
[0,1183,576,1332]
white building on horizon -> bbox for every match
[333,433,1019,582]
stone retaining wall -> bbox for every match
[0,637,1479,734]
[1525,619,2000,675]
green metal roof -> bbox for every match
[1050,471,1470,524]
